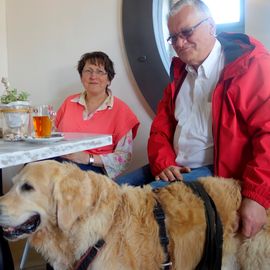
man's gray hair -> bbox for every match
[169,0,212,18]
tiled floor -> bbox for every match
[9,239,46,270]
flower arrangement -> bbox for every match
[1,77,30,104]
[0,77,31,140]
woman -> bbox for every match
[55,51,140,179]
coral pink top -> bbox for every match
[56,92,139,155]
[55,91,140,178]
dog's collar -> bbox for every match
[73,239,105,270]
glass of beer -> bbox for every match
[32,105,53,138]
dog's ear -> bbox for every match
[53,166,92,231]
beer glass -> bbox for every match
[32,105,53,138]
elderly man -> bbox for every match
[118,0,270,238]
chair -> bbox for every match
[19,240,30,270]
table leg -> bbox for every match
[0,169,14,270]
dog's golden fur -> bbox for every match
[0,160,270,269]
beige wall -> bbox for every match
[245,0,270,50]
[0,0,8,173]
[0,0,8,93]
[1,0,270,188]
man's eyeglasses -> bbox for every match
[82,68,107,77]
[167,17,209,45]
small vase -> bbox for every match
[0,101,31,141]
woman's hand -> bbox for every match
[62,152,89,164]
[155,165,191,181]
[62,152,103,166]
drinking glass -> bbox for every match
[32,105,53,138]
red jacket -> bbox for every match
[148,33,270,208]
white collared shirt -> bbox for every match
[173,40,225,168]
[71,89,113,120]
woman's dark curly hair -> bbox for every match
[77,51,115,81]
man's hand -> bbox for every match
[155,165,191,182]
[239,198,267,238]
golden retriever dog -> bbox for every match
[0,160,270,270]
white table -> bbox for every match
[0,132,112,169]
[0,132,112,270]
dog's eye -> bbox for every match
[21,183,35,192]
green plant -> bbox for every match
[1,88,30,104]
[1,77,30,104]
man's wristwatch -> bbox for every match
[89,154,95,165]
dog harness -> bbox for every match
[153,197,173,270]
[185,182,223,270]
[153,181,223,270]
[73,239,105,270]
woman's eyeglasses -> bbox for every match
[167,17,209,45]
[82,68,107,76]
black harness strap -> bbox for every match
[73,239,105,270]
[153,196,172,270]
[185,182,223,270]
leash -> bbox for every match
[185,182,223,270]
[153,191,173,270]
[73,239,105,270]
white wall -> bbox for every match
[245,0,270,50]
[1,0,270,189]
[0,0,8,93]
[0,0,9,187]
